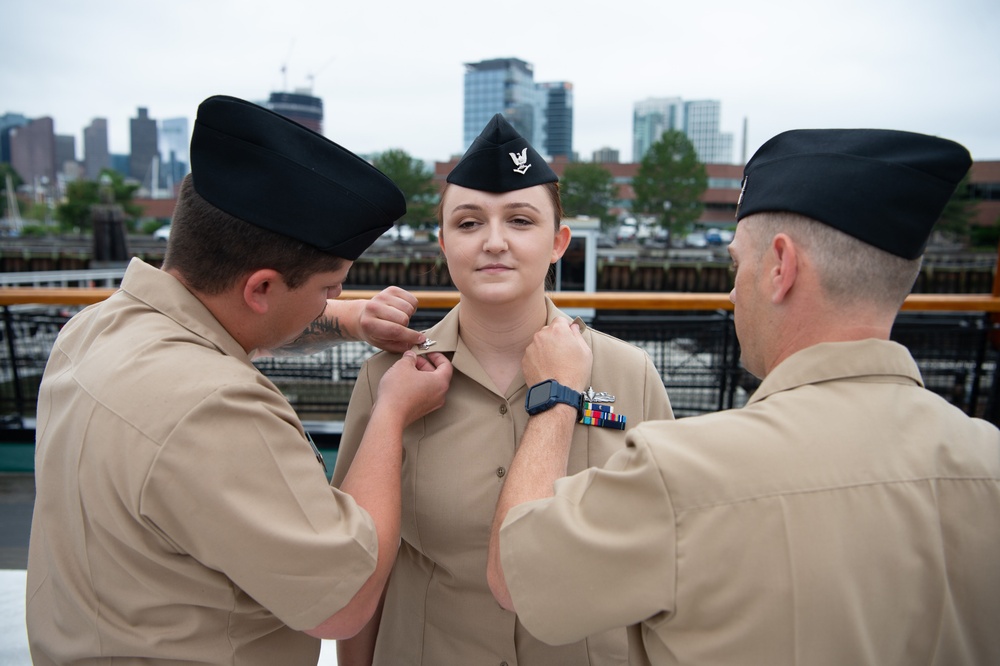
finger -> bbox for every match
[384,286,419,311]
[368,323,425,347]
[374,287,418,315]
[366,300,411,327]
[413,351,446,370]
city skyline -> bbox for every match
[3,0,999,164]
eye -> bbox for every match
[454,218,480,230]
[509,216,534,227]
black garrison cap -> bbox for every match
[735,129,971,259]
[190,95,405,260]
[446,113,558,192]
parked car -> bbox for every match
[684,232,708,248]
[153,225,171,241]
[615,223,638,242]
[705,228,734,245]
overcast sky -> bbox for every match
[4,0,999,165]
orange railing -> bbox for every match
[3,288,1000,313]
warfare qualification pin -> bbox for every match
[584,387,616,403]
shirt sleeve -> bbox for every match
[140,379,378,631]
[330,356,379,489]
[642,353,674,422]
[499,435,677,646]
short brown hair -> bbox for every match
[747,211,922,310]
[163,175,345,295]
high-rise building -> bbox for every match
[159,117,190,193]
[592,147,620,163]
[55,135,76,172]
[129,107,159,189]
[463,58,538,152]
[537,82,574,159]
[10,117,56,193]
[264,90,323,133]
[632,97,733,164]
[83,118,111,180]
[684,100,732,165]
[111,154,130,177]
[462,58,574,160]
[1,113,30,164]
[632,97,683,164]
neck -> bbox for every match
[164,267,257,354]
[458,295,549,359]
[766,307,894,376]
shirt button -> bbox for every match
[499,404,508,415]
[501,662,508,666]
[496,467,506,478]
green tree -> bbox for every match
[560,162,616,227]
[373,149,437,227]
[55,170,140,232]
[632,130,707,241]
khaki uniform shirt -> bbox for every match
[332,298,673,665]
[502,339,1000,666]
[27,259,379,666]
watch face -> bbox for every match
[526,381,552,408]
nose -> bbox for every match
[327,285,343,300]
[483,222,508,253]
[728,286,736,305]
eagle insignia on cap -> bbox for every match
[509,147,532,175]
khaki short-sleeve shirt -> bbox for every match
[502,339,1000,665]
[27,259,379,666]
[332,298,673,665]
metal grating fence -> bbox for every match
[3,306,998,429]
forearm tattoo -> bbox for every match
[272,314,352,356]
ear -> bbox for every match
[550,224,572,263]
[769,233,798,304]
[242,269,282,315]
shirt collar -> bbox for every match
[118,258,251,362]
[747,339,924,406]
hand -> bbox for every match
[376,351,452,427]
[522,317,593,390]
[358,287,427,353]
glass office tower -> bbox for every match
[633,97,733,164]
[463,58,538,152]
[537,81,574,159]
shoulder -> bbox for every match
[585,325,650,364]
[358,348,402,378]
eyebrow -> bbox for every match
[449,201,543,214]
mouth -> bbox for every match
[477,264,512,273]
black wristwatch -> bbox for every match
[525,379,582,419]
